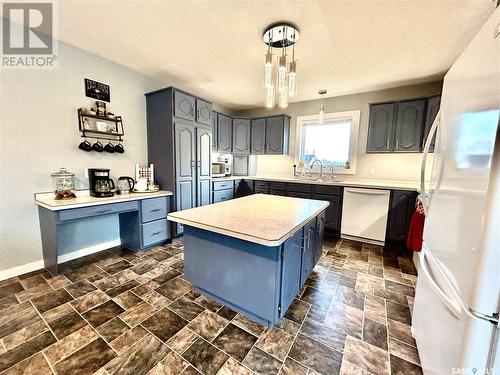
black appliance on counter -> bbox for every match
[88,168,115,197]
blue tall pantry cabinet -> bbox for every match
[146,87,213,236]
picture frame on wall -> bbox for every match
[85,79,110,102]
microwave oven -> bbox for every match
[211,162,227,177]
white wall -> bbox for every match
[0,41,164,274]
[237,81,442,180]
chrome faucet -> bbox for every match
[310,159,323,179]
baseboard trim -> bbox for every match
[0,260,46,281]
[0,239,121,281]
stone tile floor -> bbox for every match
[0,237,422,375]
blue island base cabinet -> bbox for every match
[183,210,326,327]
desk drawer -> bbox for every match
[141,197,168,223]
[213,189,233,203]
[142,219,168,247]
[58,201,138,222]
[213,180,234,191]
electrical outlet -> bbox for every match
[369,167,375,176]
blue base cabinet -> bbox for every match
[212,180,234,203]
[182,209,326,327]
[120,197,171,250]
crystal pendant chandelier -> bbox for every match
[262,23,299,108]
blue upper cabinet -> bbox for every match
[265,115,290,155]
[217,114,233,153]
[367,103,395,153]
[422,95,441,152]
[232,118,251,155]
[394,99,425,153]
[367,97,435,153]
[196,98,212,126]
[173,90,196,122]
[251,118,266,154]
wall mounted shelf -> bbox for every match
[78,108,124,141]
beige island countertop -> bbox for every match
[35,190,173,211]
[167,194,329,247]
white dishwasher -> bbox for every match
[341,187,391,245]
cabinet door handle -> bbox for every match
[191,108,194,115]
[151,231,162,236]
[197,161,200,168]
[150,208,162,212]
[191,160,195,168]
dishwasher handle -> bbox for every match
[344,188,390,196]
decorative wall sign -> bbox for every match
[85,79,110,102]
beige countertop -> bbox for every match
[167,194,329,247]
[35,190,173,211]
[213,175,421,191]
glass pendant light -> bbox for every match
[319,105,325,124]
[288,38,297,97]
[318,89,327,124]
[264,51,273,88]
[278,25,288,94]
[288,61,297,97]
[264,30,273,88]
[278,55,287,93]
[265,85,275,108]
[279,83,288,108]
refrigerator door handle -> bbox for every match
[420,247,462,318]
[429,249,500,325]
[420,110,440,216]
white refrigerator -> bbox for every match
[413,7,500,375]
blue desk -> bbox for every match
[35,191,173,274]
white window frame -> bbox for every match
[295,110,360,175]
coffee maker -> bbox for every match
[88,168,115,197]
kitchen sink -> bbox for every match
[294,176,343,183]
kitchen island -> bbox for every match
[167,194,329,326]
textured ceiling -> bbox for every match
[56,0,496,109]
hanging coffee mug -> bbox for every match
[114,143,124,154]
[104,142,115,153]
[78,139,92,152]
[92,140,104,152]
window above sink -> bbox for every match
[296,110,360,174]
